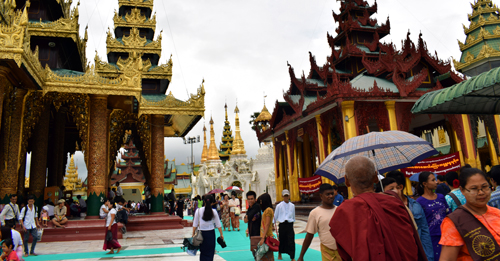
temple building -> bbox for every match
[253,0,494,202]
[0,0,205,217]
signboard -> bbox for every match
[401,152,461,177]
[298,175,322,194]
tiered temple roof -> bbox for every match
[111,140,145,184]
[453,0,500,76]
[256,0,463,142]
[219,103,234,162]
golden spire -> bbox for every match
[207,117,220,161]
[225,103,228,121]
[64,154,81,191]
[201,124,208,163]
[231,104,246,155]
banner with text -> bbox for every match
[298,175,322,194]
[401,152,461,177]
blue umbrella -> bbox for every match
[409,172,438,182]
[315,130,438,183]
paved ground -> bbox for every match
[23,214,322,261]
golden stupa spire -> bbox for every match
[207,117,220,161]
[64,154,81,191]
[231,103,246,155]
[201,124,208,163]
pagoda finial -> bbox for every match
[207,117,220,161]
[224,102,228,121]
[231,101,246,156]
[201,123,208,163]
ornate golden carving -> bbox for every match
[138,80,205,117]
[0,7,27,57]
[472,0,493,9]
[468,5,499,20]
[118,0,154,9]
[43,57,143,99]
[464,15,500,34]
[108,110,136,173]
[106,27,161,56]
[113,8,156,30]
[454,44,500,70]
[460,28,500,51]
[137,114,151,170]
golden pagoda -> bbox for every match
[219,103,234,162]
[231,105,246,156]
[63,154,82,191]
[207,117,221,161]
[201,125,208,163]
[254,102,272,131]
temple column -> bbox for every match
[150,114,165,214]
[17,154,26,203]
[0,89,27,203]
[461,115,477,168]
[0,80,6,135]
[30,107,50,209]
[297,142,304,178]
[293,142,300,200]
[87,95,108,218]
[47,111,66,187]
[303,133,312,178]
[327,131,333,156]
[494,115,500,164]
[341,100,356,199]
[272,139,283,202]
[315,115,334,185]
[385,101,398,131]
[285,131,300,202]
[487,127,499,166]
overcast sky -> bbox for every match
[52,0,471,180]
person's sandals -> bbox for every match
[30,253,38,256]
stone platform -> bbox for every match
[24,214,189,243]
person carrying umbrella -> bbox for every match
[329,156,427,261]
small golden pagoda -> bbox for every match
[207,117,220,161]
[231,105,246,156]
[201,125,208,163]
[63,154,83,191]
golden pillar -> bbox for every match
[150,114,165,213]
[284,131,300,201]
[316,115,333,185]
[486,127,499,166]
[303,133,313,178]
[461,115,477,168]
[272,139,283,202]
[327,131,333,156]
[297,142,304,178]
[493,115,500,164]
[87,95,108,217]
[384,101,397,131]
[0,89,27,202]
[341,101,356,199]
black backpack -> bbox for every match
[21,206,38,224]
[115,210,124,223]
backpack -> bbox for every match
[115,210,124,223]
[22,206,38,224]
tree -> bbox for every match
[249,112,261,131]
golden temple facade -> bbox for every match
[0,0,205,215]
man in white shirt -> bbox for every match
[19,195,40,257]
[0,194,19,228]
[274,189,296,261]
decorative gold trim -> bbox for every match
[472,0,493,9]
[118,0,154,9]
[464,14,500,34]
[113,8,156,30]
[138,82,205,117]
[459,27,500,51]
[454,43,500,70]
[468,5,499,20]
[106,27,161,56]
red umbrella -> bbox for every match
[225,186,243,192]
[207,188,225,195]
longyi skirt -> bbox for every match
[103,223,121,250]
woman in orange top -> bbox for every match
[258,193,275,261]
[439,168,500,261]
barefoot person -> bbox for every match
[298,184,340,261]
[52,199,68,228]
[103,200,122,254]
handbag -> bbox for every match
[192,209,203,246]
[265,237,279,252]
[37,229,44,241]
[235,206,241,215]
[106,230,112,242]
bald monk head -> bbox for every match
[345,156,379,196]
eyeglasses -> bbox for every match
[463,186,492,195]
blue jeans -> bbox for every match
[23,228,38,254]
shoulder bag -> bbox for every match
[447,192,462,208]
[192,209,204,246]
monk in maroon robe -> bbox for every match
[329,156,427,261]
